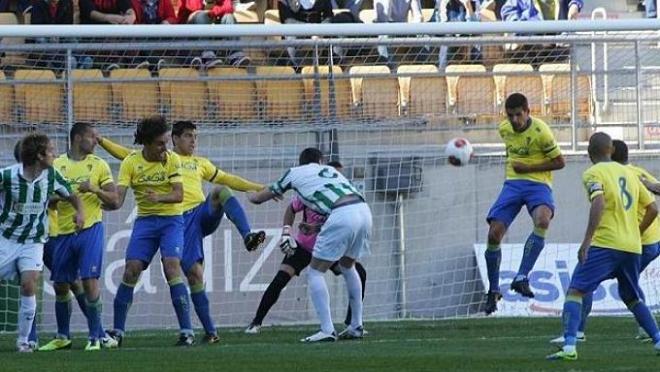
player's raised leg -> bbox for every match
[207,186,265,252]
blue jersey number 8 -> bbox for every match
[618,176,633,211]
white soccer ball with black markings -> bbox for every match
[445,138,473,167]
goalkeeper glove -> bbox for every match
[279,226,297,257]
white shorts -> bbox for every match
[0,235,44,281]
[313,202,372,262]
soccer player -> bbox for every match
[0,133,84,352]
[547,132,660,361]
[550,139,660,344]
[484,93,565,315]
[248,148,372,342]
[107,116,194,346]
[38,123,119,351]
[98,120,266,343]
[244,161,367,334]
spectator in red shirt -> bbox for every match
[131,0,177,24]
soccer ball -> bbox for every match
[445,138,473,166]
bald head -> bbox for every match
[588,132,612,161]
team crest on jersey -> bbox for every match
[87,164,93,172]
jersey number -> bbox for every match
[618,177,633,211]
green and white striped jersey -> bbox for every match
[270,163,363,216]
[0,164,72,244]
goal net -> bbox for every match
[1,26,659,334]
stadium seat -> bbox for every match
[358,9,376,23]
[256,66,303,121]
[420,8,435,22]
[539,63,592,120]
[159,68,207,122]
[110,69,159,122]
[14,69,63,123]
[234,9,260,23]
[349,66,399,120]
[0,71,13,123]
[445,64,496,120]
[493,64,544,115]
[207,67,257,121]
[71,69,111,122]
[301,66,352,119]
[0,13,26,68]
[397,65,447,118]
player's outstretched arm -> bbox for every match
[79,180,120,210]
[213,171,265,192]
[247,187,278,204]
[640,177,660,195]
[97,136,133,160]
[512,154,565,174]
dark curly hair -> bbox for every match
[134,115,171,145]
[20,133,50,166]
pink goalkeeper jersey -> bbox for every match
[291,196,327,253]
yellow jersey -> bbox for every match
[179,155,264,212]
[499,117,562,186]
[627,164,660,245]
[582,161,655,254]
[53,154,114,234]
[48,209,58,237]
[118,150,183,217]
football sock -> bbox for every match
[344,262,367,326]
[340,265,364,329]
[55,293,73,339]
[86,296,103,340]
[18,295,37,345]
[578,292,593,333]
[28,315,38,343]
[485,244,501,292]
[220,189,251,240]
[516,227,546,279]
[113,281,135,333]
[190,283,216,335]
[74,288,89,318]
[628,300,660,344]
[562,295,583,350]
[308,268,334,334]
[253,270,291,325]
[168,277,193,335]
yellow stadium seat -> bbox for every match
[159,68,207,122]
[539,63,592,120]
[207,67,257,121]
[256,66,303,121]
[0,71,13,123]
[397,65,447,118]
[445,65,496,119]
[349,66,399,120]
[110,69,159,122]
[359,9,376,23]
[493,64,543,115]
[234,9,259,23]
[264,9,280,24]
[14,69,62,123]
[71,69,111,122]
[301,66,352,119]
[0,13,26,68]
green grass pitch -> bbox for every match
[1,317,658,371]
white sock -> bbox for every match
[340,265,363,329]
[307,268,334,335]
[18,295,36,345]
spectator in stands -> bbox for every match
[131,0,177,24]
[432,0,482,67]
[647,0,657,19]
[178,0,251,67]
[500,0,582,22]
[79,0,136,24]
[331,0,363,19]
[278,0,358,68]
[373,0,423,68]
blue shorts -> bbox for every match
[50,222,105,283]
[126,215,184,265]
[641,242,660,271]
[570,247,642,303]
[181,197,224,273]
[487,180,555,228]
[43,238,56,272]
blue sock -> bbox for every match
[578,292,593,333]
[29,313,38,343]
[190,284,216,335]
[55,294,72,338]
[86,297,103,340]
[74,291,89,318]
[629,301,660,344]
[485,244,501,292]
[169,278,193,334]
[113,282,134,333]
[223,196,251,240]
[562,295,583,347]
[517,229,546,278]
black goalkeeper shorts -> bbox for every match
[281,242,312,276]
